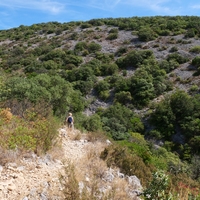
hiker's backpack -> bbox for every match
[67,116,73,123]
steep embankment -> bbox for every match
[0,127,142,200]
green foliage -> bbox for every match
[0,72,9,102]
[100,144,152,186]
[189,46,200,53]
[41,49,66,61]
[149,97,176,139]
[159,59,180,73]
[94,80,110,94]
[114,91,132,104]
[74,41,87,54]
[114,76,131,92]
[149,91,200,164]
[100,103,143,140]
[63,54,83,66]
[0,108,59,154]
[115,46,127,57]
[116,49,154,69]
[189,155,200,181]
[192,56,200,67]
[1,74,85,116]
[138,27,158,42]
[185,28,197,38]
[167,52,189,64]
[80,22,92,29]
[74,80,95,95]
[1,16,200,195]
[130,77,155,104]
[66,66,95,82]
[106,32,118,40]
[68,90,85,112]
[109,28,118,34]
[100,63,118,76]
[83,114,102,132]
[87,42,102,53]
[99,90,110,101]
[118,138,152,165]
[170,90,193,121]
[95,52,114,63]
[143,170,172,199]
[189,85,199,94]
[169,46,178,52]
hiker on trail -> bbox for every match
[66,112,74,130]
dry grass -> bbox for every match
[85,131,108,143]
[47,140,63,161]
[0,147,25,166]
[63,137,136,200]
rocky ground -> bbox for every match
[0,127,143,200]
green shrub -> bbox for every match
[169,46,178,52]
[167,53,189,64]
[99,90,110,101]
[80,23,92,29]
[106,33,118,40]
[109,28,118,33]
[115,47,127,57]
[192,57,200,75]
[84,114,102,132]
[95,80,110,94]
[100,63,118,75]
[138,27,158,42]
[116,49,154,69]
[74,41,87,54]
[117,139,152,164]
[189,46,200,53]
[0,108,59,154]
[100,144,152,187]
[114,91,132,104]
[143,170,172,199]
[87,42,102,53]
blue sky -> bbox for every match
[0,0,200,30]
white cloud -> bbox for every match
[84,0,177,15]
[191,4,200,9]
[118,0,183,15]
[0,0,65,14]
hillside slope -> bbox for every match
[0,127,142,200]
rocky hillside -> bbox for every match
[0,127,142,200]
[1,17,200,199]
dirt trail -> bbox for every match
[0,127,142,200]
[0,127,94,200]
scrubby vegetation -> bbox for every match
[0,16,200,198]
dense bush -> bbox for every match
[87,42,102,53]
[106,32,118,40]
[99,103,144,140]
[138,27,158,42]
[100,144,152,187]
[116,50,154,69]
[149,91,200,158]
[1,74,85,116]
[167,53,189,64]
[189,46,200,53]
[0,108,59,154]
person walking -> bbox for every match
[66,112,74,130]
